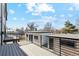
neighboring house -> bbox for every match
[0,3,7,45]
[25,31,52,47]
[26,31,79,56]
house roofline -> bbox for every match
[27,31,53,33]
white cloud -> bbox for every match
[68,14,73,17]
[9,9,15,14]
[17,4,22,7]
[27,16,57,29]
[26,3,36,12]
[36,4,55,12]
[13,17,17,20]
[32,12,40,16]
[27,15,66,29]
[26,3,55,15]
[68,7,74,11]
[29,16,56,23]
[71,3,79,11]
[21,17,25,20]
[60,14,65,17]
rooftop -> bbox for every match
[27,31,53,33]
[47,34,79,39]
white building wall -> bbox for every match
[25,33,30,41]
[25,32,52,47]
[33,34,40,46]
[42,36,47,45]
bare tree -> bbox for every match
[16,27,24,35]
[26,22,38,31]
[43,22,53,32]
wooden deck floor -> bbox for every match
[0,44,27,56]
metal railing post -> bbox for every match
[59,38,61,56]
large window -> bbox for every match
[61,39,75,48]
[34,36,38,40]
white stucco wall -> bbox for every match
[25,32,52,47]
[33,35,40,46]
[42,36,48,45]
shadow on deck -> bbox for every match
[0,43,27,56]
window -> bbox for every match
[26,34,28,37]
[34,36,38,40]
[61,39,75,48]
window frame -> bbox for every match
[61,39,76,48]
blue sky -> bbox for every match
[7,3,79,30]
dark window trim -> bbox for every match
[34,36,38,40]
[61,39,76,48]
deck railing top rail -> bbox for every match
[46,34,79,40]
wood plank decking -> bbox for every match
[0,44,27,56]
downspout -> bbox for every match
[1,3,3,45]
[59,38,61,56]
[4,3,7,40]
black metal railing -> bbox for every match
[56,37,79,56]
[42,36,79,56]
